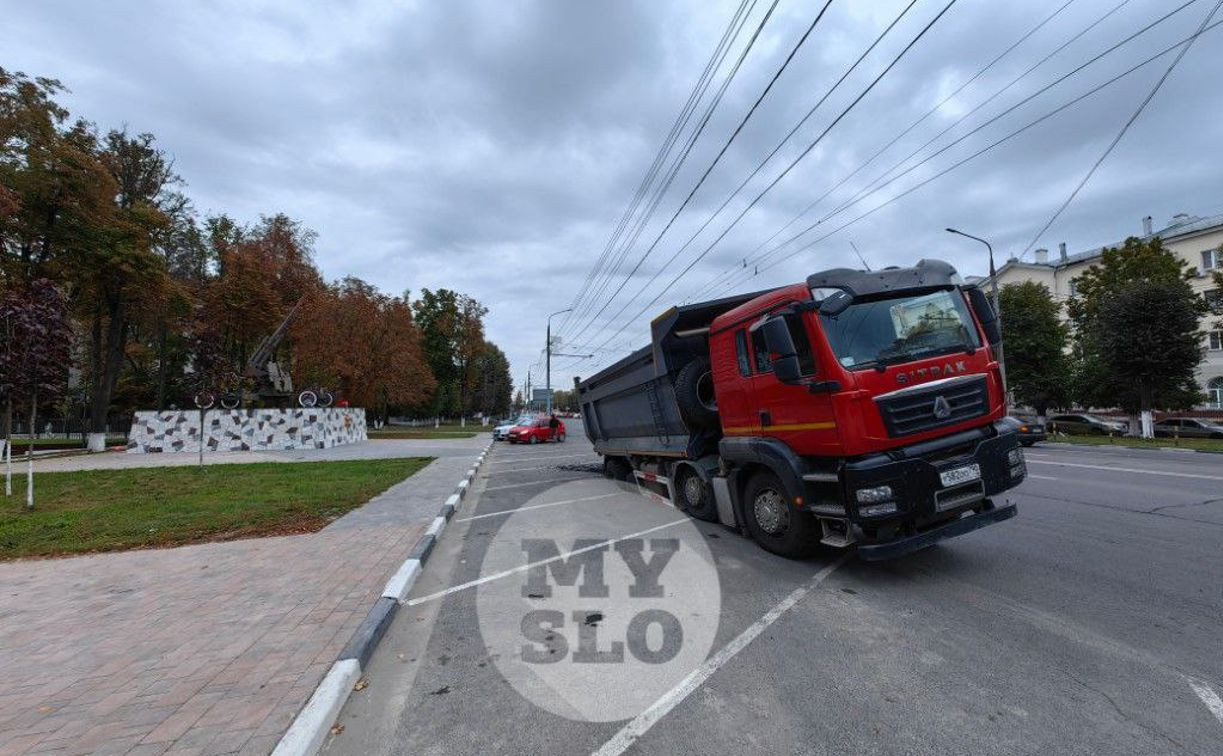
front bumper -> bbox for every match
[838,421,1023,554]
[856,500,1017,561]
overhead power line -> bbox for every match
[573,0,959,358]
[686,0,1092,302]
[714,0,1203,296]
[559,0,827,347]
[745,16,1223,283]
[1022,0,1223,256]
[556,0,756,336]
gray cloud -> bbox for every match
[3,0,1221,385]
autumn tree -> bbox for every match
[292,278,434,419]
[0,279,72,507]
[999,282,1071,421]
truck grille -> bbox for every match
[876,375,988,437]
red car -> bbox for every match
[507,417,566,444]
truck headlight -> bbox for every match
[1007,448,1023,466]
[856,485,893,504]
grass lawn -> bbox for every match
[369,427,479,440]
[1047,434,1223,453]
[5,437,126,451]
[0,457,431,560]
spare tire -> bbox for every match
[675,357,718,430]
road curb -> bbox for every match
[1042,441,1223,455]
[272,438,493,756]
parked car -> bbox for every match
[1154,417,1223,439]
[494,414,535,441]
[1009,415,1047,447]
[1047,413,1128,436]
[507,417,566,444]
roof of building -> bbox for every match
[995,211,1223,277]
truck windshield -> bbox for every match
[818,288,980,370]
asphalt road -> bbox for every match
[324,427,1223,756]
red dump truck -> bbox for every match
[575,259,1024,560]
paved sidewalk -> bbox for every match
[0,443,481,755]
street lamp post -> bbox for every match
[545,308,572,414]
[946,227,1007,397]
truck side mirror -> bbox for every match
[818,290,853,317]
[759,317,803,385]
[965,287,1001,345]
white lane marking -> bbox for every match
[487,464,580,474]
[405,519,687,606]
[457,493,619,522]
[486,453,595,464]
[1026,459,1223,482]
[1187,677,1223,725]
[591,555,850,756]
[1026,474,1059,481]
[483,476,591,492]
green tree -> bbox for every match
[412,288,487,417]
[1095,279,1205,415]
[1067,237,1207,422]
[999,282,1071,420]
[470,341,512,417]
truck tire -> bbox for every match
[675,358,718,430]
[743,470,820,559]
[604,456,632,482]
[675,466,717,522]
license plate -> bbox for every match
[939,463,981,488]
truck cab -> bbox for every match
[578,259,1023,561]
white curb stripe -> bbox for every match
[457,479,469,497]
[426,516,446,538]
[445,493,460,509]
[271,658,361,756]
[381,559,423,601]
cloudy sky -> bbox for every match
[4,0,1222,387]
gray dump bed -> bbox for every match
[574,288,769,459]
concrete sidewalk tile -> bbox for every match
[0,444,482,755]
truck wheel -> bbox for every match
[743,471,819,559]
[676,467,717,522]
[675,358,718,430]
[604,457,632,482]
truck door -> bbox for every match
[711,327,757,434]
[749,312,836,446]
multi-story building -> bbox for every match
[988,212,1223,409]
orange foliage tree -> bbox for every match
[291,277,435,418]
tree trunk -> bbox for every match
[26,392,36,510]
[156,318,168,411]
[88,298,129,452]
[4,398,11,497]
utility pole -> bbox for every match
[946,228,1007,396]
[545,309,573,414]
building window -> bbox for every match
[1210,331,1223,351]
[1067,279,1078,297]
[1207,289,1223,314]
[1209,377,1223,409]
[1203,248,1222,271]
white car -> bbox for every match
[494,415,535,441]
